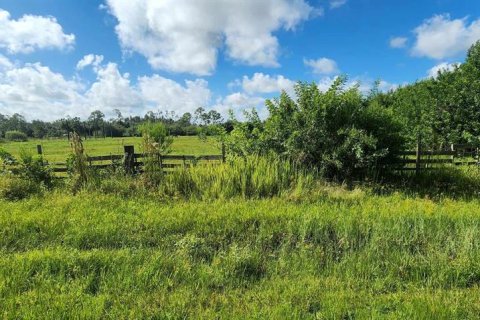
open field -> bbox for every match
[0,136,220,162]
[2,190,480,318]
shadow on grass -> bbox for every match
[370,166,480,200]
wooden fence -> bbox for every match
[35,143,480,175]
[391,144,479,173]
[37,145,225,174]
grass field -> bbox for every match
[0,136,220,162]
[2,190,480,318]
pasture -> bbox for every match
[0,136,220,162]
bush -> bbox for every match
[5,131,28,142]
[18,151,53,188]
[226,78,405,180]
[0,176,39,201]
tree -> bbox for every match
[88,110,105,138]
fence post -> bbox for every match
[221,142,226,163]
[36,145,43,155]
[124,145,135,174]
[450,144,455,165]
[415,136,422,176]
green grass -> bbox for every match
[0,136,220,162]
[2,189,480,318]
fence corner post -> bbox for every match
[124,145,135,174]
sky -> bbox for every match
[0,0,479,121]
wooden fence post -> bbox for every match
[36,145,43,156]
[415,136,422,176]
[221,142,226,163]
[124,145,135,174]
[451,144,455,165]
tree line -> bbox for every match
[0,107,229,141]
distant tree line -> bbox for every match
[0,107,232,140]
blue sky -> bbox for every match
[0,0,479,120]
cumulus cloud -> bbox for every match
[330,0,347,9]
[0,58,216,120]
[0,9,75,54]
[427,62,459,78]
[412,14,480,59]
[304,57,339,75]
[390,37,408,49]
[0,62,85,120]
[239,73,296,96]
[213,92,267,118]
[105,0,316,75]
[139,75,211,114]
[76,54,104,70]
[0,54,13,70]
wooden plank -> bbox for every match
[399,150,456,156]
[87,155,123,162]
[197,155,223,161]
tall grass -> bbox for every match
[159,156,315,199]
[2,192,480,318]
[91,156,316,200]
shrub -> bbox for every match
[226,78,405,180]
[0,148,16,166]
[5,131,28,142]
[139,122,173,188]
[0,176,39,201]
[18,150,53,188]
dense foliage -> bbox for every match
[226,78,404,178]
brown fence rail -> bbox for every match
[34,143,480,175]
[42,145,225,174]
[391,143,480,173]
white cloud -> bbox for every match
[0,54,13,71]
[0,58,216,120]
[330,0,347,9]
[139,75,211,114]
[85,63,142,116]
[213,92,267,118]
[390,37,408,49]
[0,63,85,120]
[412,14,480,59]
[304,57,339,75]
[0,9,75,54]
[240,73,296,96]
[427,62,459,78]
[105,0,316,75]
[76,54,104,70]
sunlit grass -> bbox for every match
[0,136,220,162]
[2,189,480,318]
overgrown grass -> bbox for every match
[2,191,480,318]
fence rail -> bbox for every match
[33,143,480,175]
[39,145,225,174]
[391,143,480,173]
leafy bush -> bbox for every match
[226,78,405,179]
[0,148,16,166]
[5,131,28,142]
[0,176,39,201]
[139,122,173,188]
[18,151,53,188]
